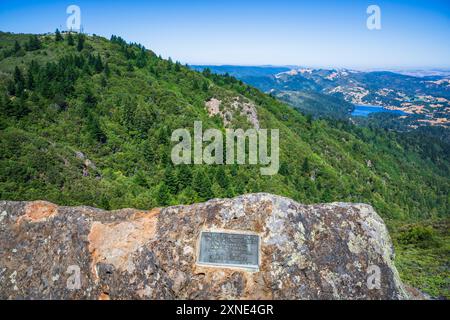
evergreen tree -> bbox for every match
[86,112,107,143]
[136,49,147,68]
[193,170,212,200]
[192,79,199,90]
[165,167,179,194]
[202,68,211,77]
[211,182,223,198]
[101,76,107,87]
[104,63,111,77]
[143,139,156,163]
[302,158,310,174]
[94,54,103,72]
[202,81,209,92]
[13,41,21,53]
[26,35,41,51]
[13,66,25,95]
[83,89,97,109]
[234,179,245,196]
[26,70,34,90]
[12,95,30,118]
[77,34,85,51]
[67,33,74,46]
[55,29,63,42]
[134,170,147,187]
[177,165,192,190]
[215,166,229,189]
[13,66,24,83]
[279,162,289,176]
[28,59,40,76]
[7,80,15,96]
[157,183,170,206]
[127,62,134,72]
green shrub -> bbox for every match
[397,225,439,248]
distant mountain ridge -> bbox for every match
[192,65,450,130]
[190,65,291,78]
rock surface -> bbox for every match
[205,96,260,129]
[0,193,409,300]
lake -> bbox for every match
[351,105,406,117]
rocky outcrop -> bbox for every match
[205,96,260,129]
[0,193,409,300]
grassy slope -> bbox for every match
[0,31,448,298]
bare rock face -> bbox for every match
[205,96,260,129]
[0,194,409,300]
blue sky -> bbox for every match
[0,0,449,69]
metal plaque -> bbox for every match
[197,231,260,270]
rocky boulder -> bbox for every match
[0,193,409,300]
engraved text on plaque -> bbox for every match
[197,231,260,270]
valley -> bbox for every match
[192,65,450,130]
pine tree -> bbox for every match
[143,139,156,163]
[12,95,30,118]
[193,170,212,200]
[67,33,74,46]
[302,158,310,174]
[202,81,209,92]
[279,162,289,176]
[29,59,40,75]
[202,68,211,77]
[100,76,107,87]
[192,79,199,90]
[127,62,134,72]
[215,166,229,189]
[165,167,179,194]
[178,186,198,205]
[77,34,85,51]
[13,66,25,95]
[86,112,107,143]
[234,179,245,196]
[211,182,223,198]
[14,66,24,83]
[157,184,170,206]
[177,165,192,190]
[104,63,111,77]
[83,90,97,109]
[26,70,34,90]
[7,80,15,96]
[136,49,147,68]
[26,35,41,51]
[55,29,63,42]
[13,41,21,53]
[94,54,103,72]
[134,170,147,187]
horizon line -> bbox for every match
[2,30,449,72]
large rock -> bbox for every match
[0,194,409,300]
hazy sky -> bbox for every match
[0,0,449,69]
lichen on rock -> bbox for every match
[0,194,411,300]
[205,96,260,129]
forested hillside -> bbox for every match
[0,31,448,297]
